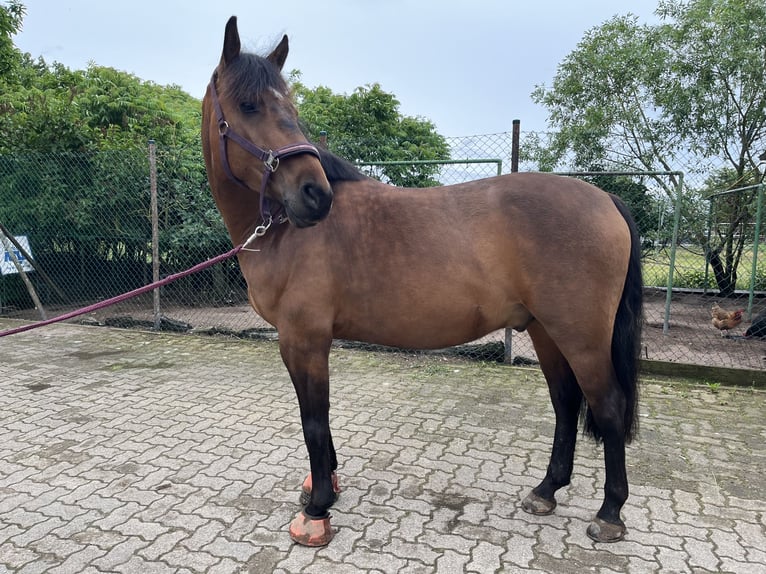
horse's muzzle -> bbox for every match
[286,183,333,228]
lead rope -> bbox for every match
[0,243,248,338]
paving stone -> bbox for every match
[45,544,107,574]
[467,540,505,573]
[9,517,66,547]
[0,543,40,571]
[90,537,150,570]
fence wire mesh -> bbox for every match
[1,132,763,373]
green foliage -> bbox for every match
[290,72,450,186]
[0,58,201,153]
[672,269,709,290]
[0,0,24,78]
[0,150,151,303]
[0,147,223,305]
[531,14,675,182]
[753,268,766,292]
[655,0,766,169]
[154,145,229,270]
[701,169,761,296]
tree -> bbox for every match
[701,168,759,296]
[532,0,766,296]
[0,0,24,79]
[290,73,450,187]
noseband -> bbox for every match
[208,72,321,236]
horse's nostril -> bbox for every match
[302,183,331,211]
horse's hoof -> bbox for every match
[586,517,626,543]
[521,491,557,515]
[299,471,340,506]
[289,511,334,546]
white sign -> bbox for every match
[0,235,34,276]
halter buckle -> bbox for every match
[218,120,229,136]
[264,151,280,173]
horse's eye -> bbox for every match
[239,102,259,115]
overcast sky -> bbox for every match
[12,0,661,137]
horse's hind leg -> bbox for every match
[522,321,582,515]
[563,342,631,542]
[580,374,629,542]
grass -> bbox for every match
[643,245,766,290]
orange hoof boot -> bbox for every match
[289,511,334,546]
[300,471,341,506]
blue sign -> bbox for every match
[0,236,34,275]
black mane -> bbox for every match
[316,147,368,184]
[219,52,289,105]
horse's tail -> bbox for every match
[584,194,643,444]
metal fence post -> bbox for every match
[505,120,521,364]
[746,182,763,320]
[703,199,714,295]
[149,140,161,330]
[663,172,684,334]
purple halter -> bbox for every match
[208,72,321,232]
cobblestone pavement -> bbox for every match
[1,320,764,574]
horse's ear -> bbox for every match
[267,35,289,70]
[221,16,241,67]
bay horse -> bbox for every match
[202,16,643,547]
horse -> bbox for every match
[201,16,643,547]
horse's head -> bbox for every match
[203,16,332,230]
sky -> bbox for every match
[11,0,662,137]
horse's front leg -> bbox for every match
[279,333,337,546]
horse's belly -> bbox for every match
[334,298,527,350]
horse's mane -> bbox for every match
[316,147,368,184]
[219,52,289,105]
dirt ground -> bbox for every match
[643,291,765,371]
[9,289,761,373]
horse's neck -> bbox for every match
[212,182,264,247]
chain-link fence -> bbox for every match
[1,133,764,373]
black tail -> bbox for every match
[583,195,643,443]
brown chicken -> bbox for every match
[711,303,743,335]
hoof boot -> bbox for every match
[289,511,334,547]
[299,471,340,506]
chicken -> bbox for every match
[710,303,743,336]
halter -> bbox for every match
[208,72,321,236]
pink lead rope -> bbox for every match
[0,243,244,338]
